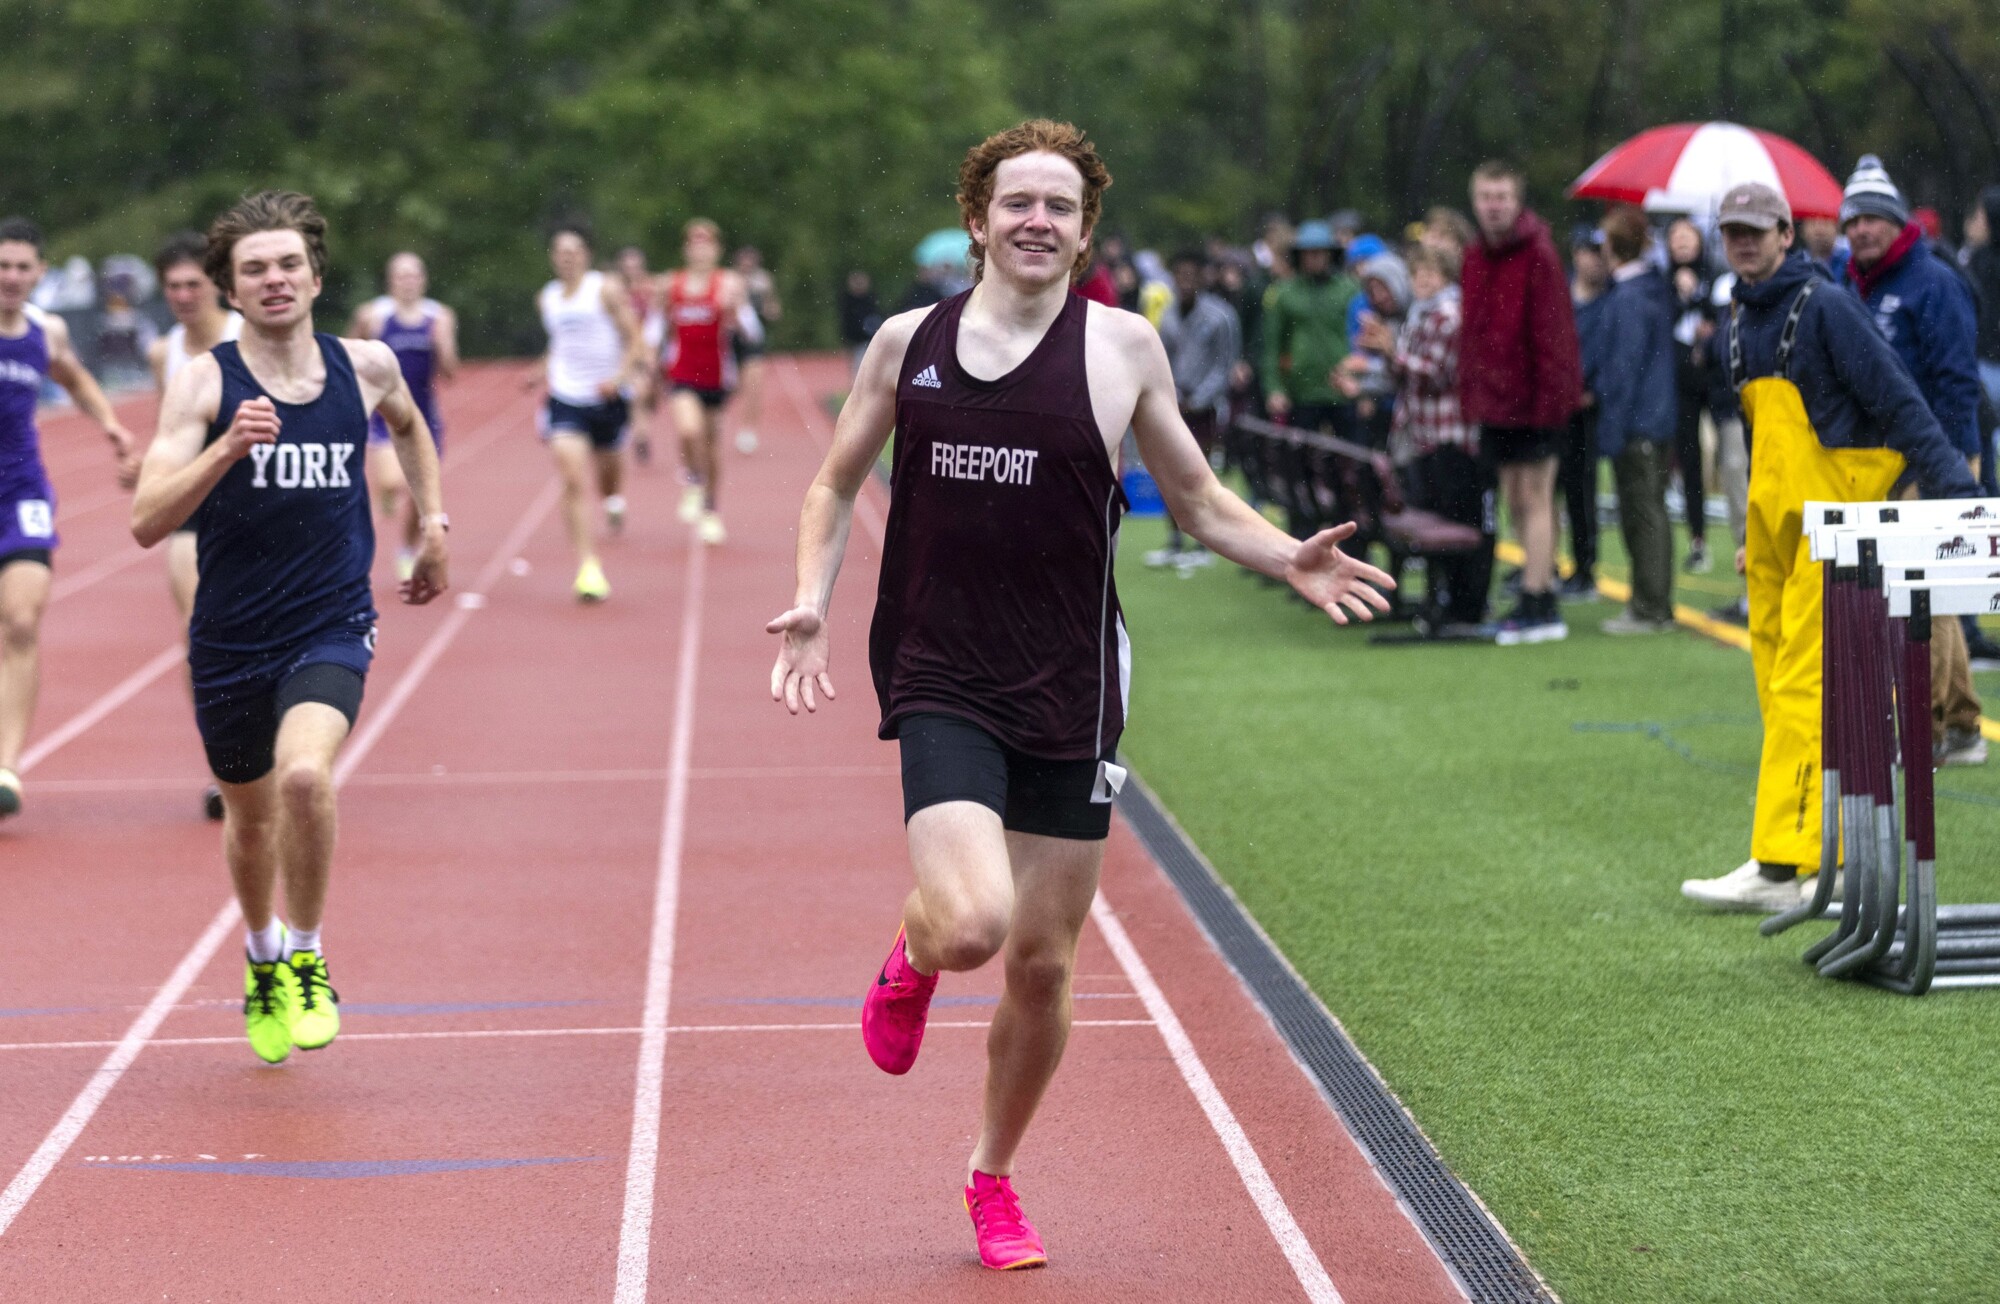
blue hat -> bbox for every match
[1345,233,1387,263]
[1293,220,1336,251]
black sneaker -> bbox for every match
[1557,573,1598,602]
[1709,596,1749,626]
[203,783,225,822]
[1493,594,1568,646]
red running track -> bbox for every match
[0,358,1468,1302]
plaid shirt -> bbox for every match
[1388,285,1473,461]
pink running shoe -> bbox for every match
[861,925,937,1075]
[964,1171,1047,1270]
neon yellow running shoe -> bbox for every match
[244,956,298,1064]
[574,557,610,603]
[287,951,341,1051]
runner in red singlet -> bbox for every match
[768,121,1392,1271]
[663,218,744,545]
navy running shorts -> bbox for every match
[543,395,630,451]
[897,712,1119,842]
[191,620,375,784]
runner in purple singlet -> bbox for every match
[767,122,1393,1270]
[0,216,140,818]
[350,252,457,580]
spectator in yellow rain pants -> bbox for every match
[1680,183,1979,913]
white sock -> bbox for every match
[606,494,626,513]
[246,919,286,964]
[287,925,322,958]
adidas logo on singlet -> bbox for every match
[911,364,942,389]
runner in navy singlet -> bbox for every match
[133,191,450,1065]
[350,252,458,581]
[150,231,243,822]
[767,122,1393,1269]
[0,216,140,819]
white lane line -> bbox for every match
[0,1019,1159,1054]
[1092,895,1343,1304]
[47,543,152,604]
[25,764,902,793]
[612,540,705,1304]
[0,472,562,1243]
[18,644,183,775]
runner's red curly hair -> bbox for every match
[956,120,1112,285]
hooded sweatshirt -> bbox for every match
[1261,270,1359,407]
[1729,250,1976,499]
[1349,252,1413,401]
[1846,225,1983,458]
[1458,209,1583,430]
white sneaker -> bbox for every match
[605,495,627,536]
[1143,546,1181,568]
[677,486,704,524]
[698,511,726,546]
[1936,726,1988,767]
[734,429,759,454]
[1680,859,1801,913]
[1176,547,1214,570]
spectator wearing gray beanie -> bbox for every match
[1841,152,1988,765]
[1840,154,1911,229]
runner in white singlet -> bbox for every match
[530,224,645,601]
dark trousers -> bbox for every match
[1558,408,1599,581]
[1165,407,1218,549]
[1413,443,1495,624]
[1673,396,1706,543]
[1613,438,1674,621]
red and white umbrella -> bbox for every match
[1568,121,1844,220]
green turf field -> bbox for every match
[1115,510,2000,1304]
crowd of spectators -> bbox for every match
[992,154,2000,704]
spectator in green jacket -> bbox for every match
[1261,220,1359,435]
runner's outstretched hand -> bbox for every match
[400,536,449,606]
[1286,522,1395,625]
[767,606,836,714]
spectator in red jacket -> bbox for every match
[1459,160,1584,644]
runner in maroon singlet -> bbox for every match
[768,120,1393,1271]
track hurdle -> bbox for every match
[1760,499,2000,993]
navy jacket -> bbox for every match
[1575,291,1608,397]
[1593,265,1677,456]
[1729,251,1977,499]
[1848,233,1983,458]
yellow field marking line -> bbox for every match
[1493,540,2000,741]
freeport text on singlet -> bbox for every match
[930,441,1039,486]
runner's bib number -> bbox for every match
[16,500,52,539]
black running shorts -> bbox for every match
[897,712,1116,842]
[673,384,731,411]
[1482,424,1559,466]
[544,395,631,451]
[0,547,52,572]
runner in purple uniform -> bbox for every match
[0,216,140,818]
[767,122,1393,1270]
[350,252,457,580]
